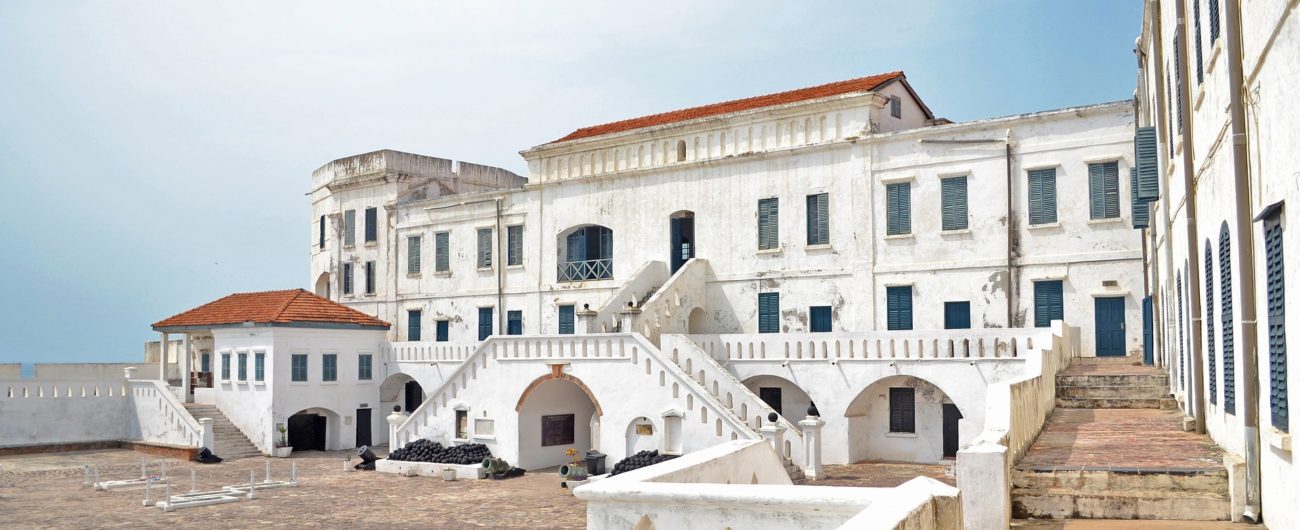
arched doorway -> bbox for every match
[843,375,962,463]
[741,375,814,424]
[687,307,708,334]
[314,272,331,299]
[515,374,601,470]
[287,407,341,451]
[669,211,695,274]
[380,373,423,417]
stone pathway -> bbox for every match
[799,460,955,488]
[1017,408,1222,470]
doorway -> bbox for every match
[1094,297,1127,357]
[288,412,327,451]
[759,387,782,416]
[355,408,372,448]
[670,212,695,274]
[942,403,962,458]
[404,380,424,413]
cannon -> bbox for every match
[558,463,588,480]
[481,457,511,475]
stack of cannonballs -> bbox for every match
[388,440,492,465]
[609,450,677,476]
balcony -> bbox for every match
[558,258,613,282]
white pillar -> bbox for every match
[158,332,168,382]
[181,333,192,403]
[799,415,826,480]
[619,306,641,334]
[198,418,215,451]
[575,307,598,334]
[124,367,137,380]
[760,413,785,459]
[387,408,410,450]
[957,442,1009,530]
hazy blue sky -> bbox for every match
[0,1,1142,364]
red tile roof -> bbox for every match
[550,71,906,144]
[152,289,390,330]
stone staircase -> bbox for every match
[183,403,264,460]
[1011,356,1231,521]
[783,457,805,481]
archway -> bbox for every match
[380,373,423,418]
[741,375,814,424]
[515,374,601,470]
[314,271,331,299]
[687,307,708,334]
[843,375,962,463]
[669,210,695,274]
[624,416,659,457]
[287,407,341,451]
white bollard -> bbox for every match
[140,459,146,479]
[291,462,297,484]
[142,478,154,507]
[265,459,271,483]
[93,464,99,486]
[82,464,90,488]
[164,482,172,506]
[160,461,167,480]
[247,471,255,499]
[190,469,197,493]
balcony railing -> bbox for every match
[558,258,613,282]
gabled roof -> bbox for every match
[549,71,909,144]
[152,289,390,331]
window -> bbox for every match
[560,226,613,281]
[477,228,493,268]
[364,207,378,243]
[810,306,832,333]
[945,301,971,329]
[507,225,523,266]
[1028,168,1058,225]
[676,140,686,162]
[758,292,779,333]
[1221,224,1236,414]
[408,310,422,341]
[758,198,779,250]
[1263,211,1288,432]
[886,183,911,235]
[254,352,265,382]
[364,261,376,294]
[558,305,575,335]
[344,210,356,247]
[478,307,493,340]
[1205,245,1217,405]
[455,409,469,439]
[1208,0,1220,43]
[1194,0,1204,84]
[941,176,968,231]
[221,352,231,381]
[342,262,353,295]
[318,215,325,249]
[889,387,915,433]
[1034,280,1063,328]
[322,353,337,382]
[759,387,782,415]
[435,231,449,272]
[291,354,308,382]
[1177,271,1186,390]
[889,95,902,119]
[436,320,449,342]
[806,193,829,245]
[886,286,913,331]
[1088,162,1120,220]
[237,352,247,381]
[507,310,523,335]
[358,354,372,381]
[1174,32,1184,135]
[407,235,421,274]
[201,352,211,373]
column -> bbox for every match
[387,406,410,450]
[799,414,826,480]
[158,332,168,382]
[760,412,784,458]
[575,306,598,334]
[181,333,192,402]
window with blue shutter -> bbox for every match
[358,354,372,381]
[1194,0,1204,83]
[1178,271,1186,390]
[237,352,247,381]
[435,231,449,272]
[364,261,376,294]
[886,183,911,235]
[890,96,902,119]
[810,306,832,333]
[1132,169,1150,229]
[941,177,968,231]
[1028,168,1058,225]
[945,301,971,329]
[322,354,337,382]
[364,207,378,243]
[758,198,779,250]
[318,215,325,249]
[291,354,307,382]
[507,225,523,266]
[1166,69,1175,157]
[507,310,523,335]
[478,307,493,340]
[1088,162,1120,220]
[255,352,265,382]
[344,210,356,246]
[1221,223,1236,413]
[1205,245,1217,405]
[1264,212,1288,432]
[201,352,210,374]
[477,228,493,268]
[758,292,780,333]
[1033,280,1063,328]
[436,320,449,342]
[221,353,231,380]
[408,310,422,341]
[1135,127,1160,201]
[408,235,421,274]
[889,387,915,433]
[806,193,829,245]
[342,263,353,295]
[558,305,575,335]
[886,286,913,331]
[1175,32,1184,134]
[1208,0,1220,43]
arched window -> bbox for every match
[1205,244,1217,405]
[676,140,686,162]
[558,225,613,282]
[1220,223,1236,413]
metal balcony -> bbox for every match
[558,258,613,282]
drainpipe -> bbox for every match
[1174,0,1207,435]
[495,197,505,334]
[1225,0,1262,519]
[1147,0,1171,370]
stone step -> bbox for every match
[1057,374,1169,387]
[1011,487,1230,521]
[1056,385,1171,400]
[1012,468,1228,493]
[1072,356,1145,365]
[1056,397,1179,409]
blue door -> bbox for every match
[1094,297,1126,357]
[1142,296,1154,365]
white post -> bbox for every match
[760,413,784,458]
[158,332,168,382]
[124,367,137,381]
[247,471,256,499]
[190,469,196,493]
[387,408,409,450]
[164,482,171,507]
[82,464,90,488]
[957,442,1010,530]
[181,333,192,403]
[799,414,826,480]
[618,306,641,334]
[291,462,297,484]
[575,307,598,334]
[160,461,167,480]
[142,478,154,507]
[199,418,214,451]
[140,458,146,479]
[265,458,271,482]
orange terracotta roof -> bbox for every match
[152,289,390,330]
[550,71,906,144]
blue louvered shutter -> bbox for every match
[886,286,913,331]
[506,311,523,335]
[477,228,492,268]
[558,305,575,335]
[1194,0,1204,83]
[344,210,356,246]
[1264,215,1288,432]
[1209,0,1220,42]
[478,307,493,340]
[1034,280,1063,328]
[319,215,325,249]
[758,198,779,250]
[408,310,422,341]
[436,320,449,342]
[942,177,968,231]
[1178,272,1186,390]
[1205,246,1217,405]
[1135,127,1160,200]
[1029,169,1057,225]
[810,306,832,333]
[408,236,421,274]
[758,292,780,333]
[435,232,449,272]
[806,193,829,245]
[944,301,971,329]
[886,183,911,235]
[1221,225,1236,413]
[364,207,378,242]
[1132,169,1150,229]
[1175,32,1184,134]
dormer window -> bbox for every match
[890,96,902,119]
[676,140,687,162]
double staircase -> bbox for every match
[183,403,263,460]
[1011,356,1231,522]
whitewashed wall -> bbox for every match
[0,379,131,447]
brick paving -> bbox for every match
[0,449,586,529]
[1060,363,1164,376]
[1017,408,1222,471]
[800,460,956,488]
[1013,520,1260,529]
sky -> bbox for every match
[0,0,1143,365]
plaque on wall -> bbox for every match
[635,423,653,436]
[541,414,576,446]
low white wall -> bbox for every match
[0,379,132,447]
[34,363,159,380]
[127,380,204,448]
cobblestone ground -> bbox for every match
[0,449,586,529]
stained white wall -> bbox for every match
[516,378,597,469]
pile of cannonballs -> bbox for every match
[388,440,492,465]
[609,450,677,476]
